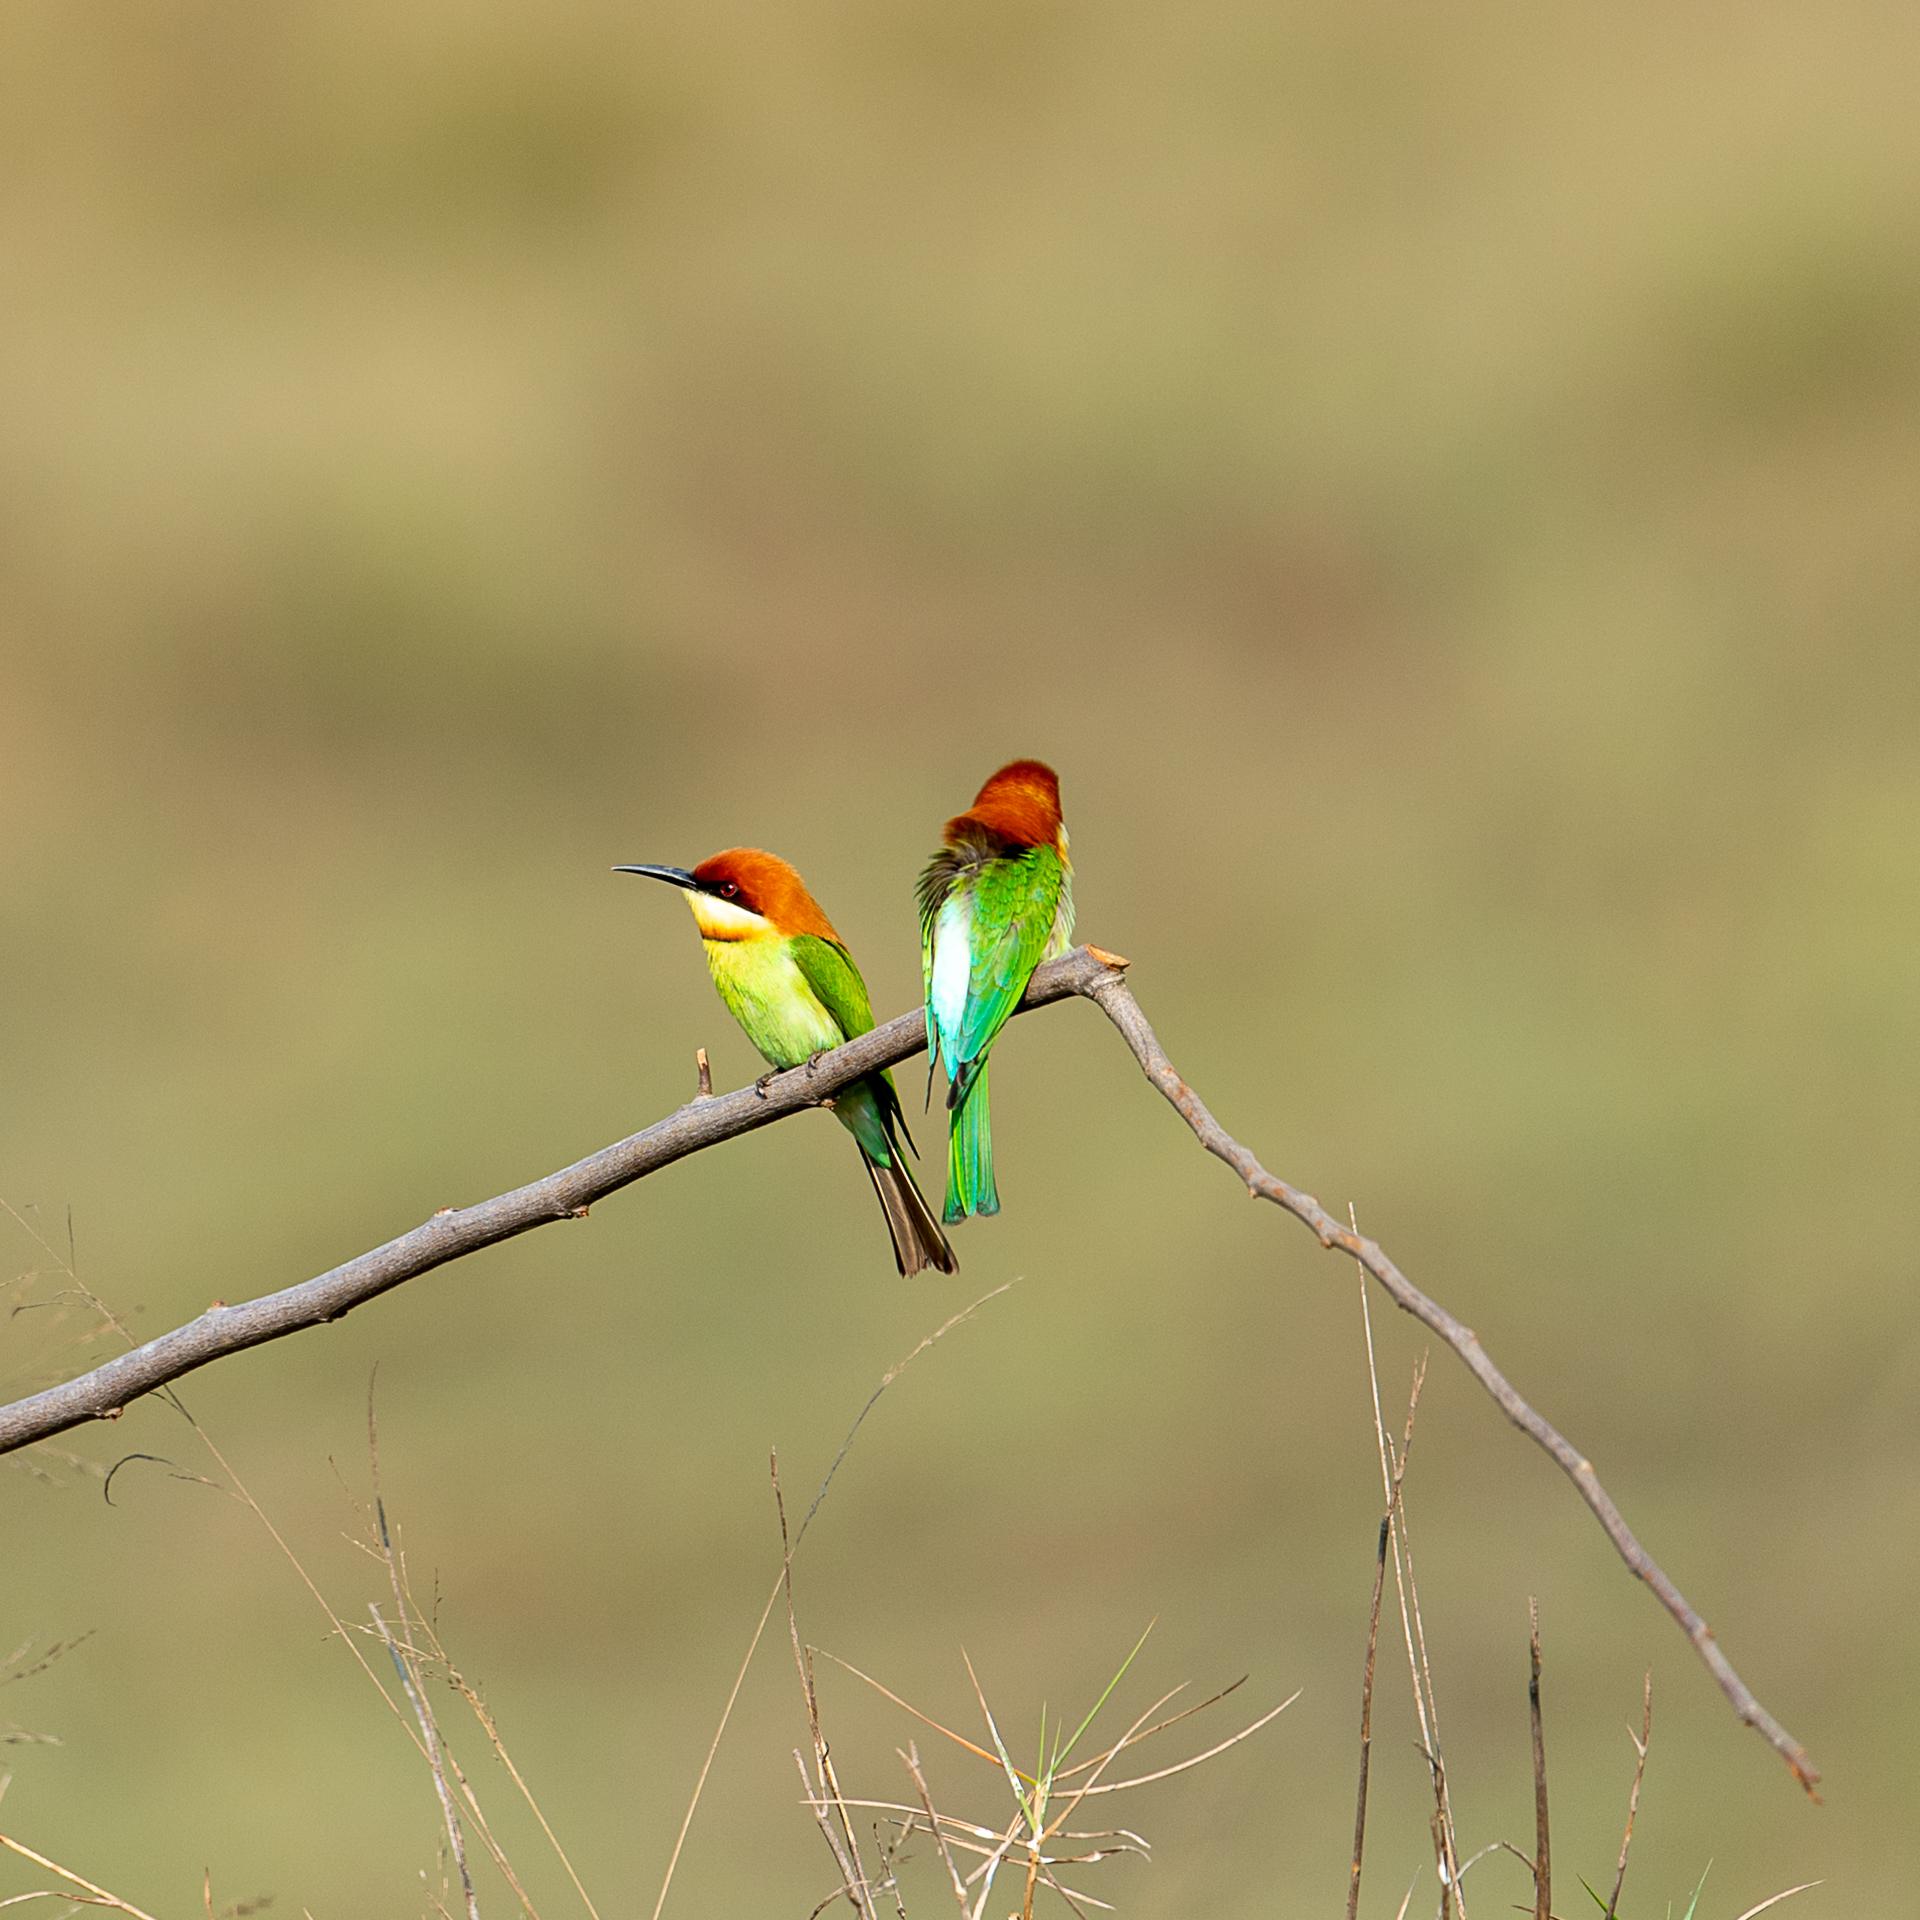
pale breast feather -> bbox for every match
[929,894,973,1054]
[703,937,842,1063]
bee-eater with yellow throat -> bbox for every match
[917,760,1074,1223]
[617,848,957,1278]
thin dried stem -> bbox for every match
[1052,1693,1298,1796]
[964,1810,1025,1920]
[1396,1417,1463,1914]
[1359,1311,1459,1914]
[794,1750,870,1919]
[370,1602,479,1920]
[824,1799,1146,1852]
[367,1392,550,1919]
[366,1390,479,1920]
[1038,1687,1188,1838]
[1494,1839,1536,1875]
[1348,1222,1415,1920]
[1528,1599,1550,1920]
[959,1650,1030,1816]
[1605,1674,1654,1919]
[433,1652,602,1920]
[821,1653,1009,1774]
[901,1744,971,1916]
[0,1828,162,1920]
[1051,1678,1243,1781]
[1731,1883,1822,1920]
[776,1454,874,1917]
[1346,1507,1399,1920]
[827,1652,1283,1920]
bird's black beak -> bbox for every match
[613,864,703,891]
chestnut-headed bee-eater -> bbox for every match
[917,759,1074,1223]
[616,848,958,1278]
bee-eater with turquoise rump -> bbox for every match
[917,760,1074,1223]
[616,848,957,1278]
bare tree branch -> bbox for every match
[0,951,1096,1457]
[0,946,1817,1790]
[1069,958,1819,1795]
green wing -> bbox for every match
[789,932,917,1164]
[788,934,877,1042]
[949,846,1065,1095]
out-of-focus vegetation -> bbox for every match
[2,1,1915,1911]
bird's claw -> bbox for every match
[754,1071,777,1099]
[805,1049,829,1072]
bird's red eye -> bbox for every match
[719,881,738,899]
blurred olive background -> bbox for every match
[3,3,1916,1914]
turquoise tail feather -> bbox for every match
[945,1063,1000,1223]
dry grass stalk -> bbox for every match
[370,1597,479,1920]
[0,1813,161,1920]
[432,1656,601,1920]
[1604,1672,1653,1919]
[806,1627,1291,1918]
[1,1633,94,1751]
[1346,1210,1417,1920]
[1391,1453,1458,1916]
[363,1394,480,1920]
[1528,1600,1550,1920]
[1730,1885,1824,1919]
[900,1744,970,1914]
[775,1453,878,1918]
[1355,1227,1460,1914]
[363,1395,600,1920]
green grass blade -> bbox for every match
[1679,1861,1712,1920]
[1054,1620,1156,1771]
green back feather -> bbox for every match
[927,844,1070,1100]
[918,837,1071,1218]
